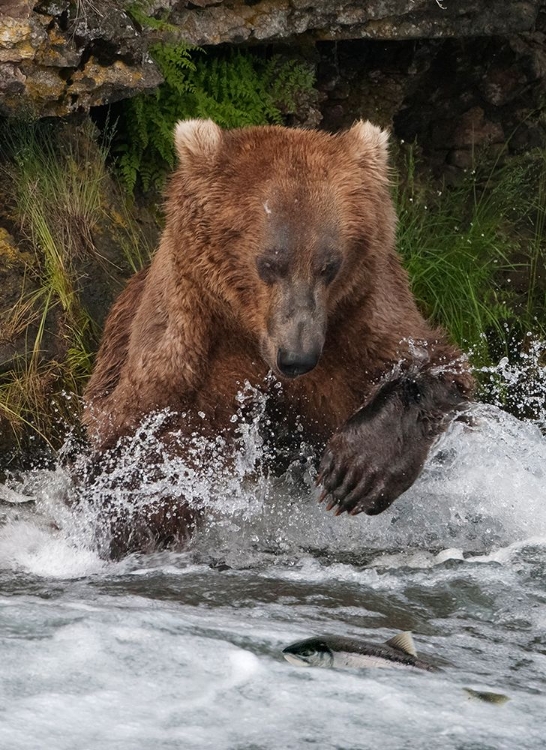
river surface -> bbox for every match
[1,399,546,750]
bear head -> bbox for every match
[168,119,395,380]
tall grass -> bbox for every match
[395,147,546,367]
[0,121,150,450]
[524,150,546,323]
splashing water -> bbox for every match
[1,357,546,749]
[478,338,546,429]
[3,402,544,573]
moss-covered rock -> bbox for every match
[0,1,161,117]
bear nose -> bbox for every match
[277,348,320,378]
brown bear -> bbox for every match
[83,119,473,556]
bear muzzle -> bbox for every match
[276,346,322,378]
[264,280,327,378]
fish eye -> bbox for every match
[300,648,314,657]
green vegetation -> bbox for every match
[126,1,178,33]
[116,45,315,193]
[395,145,546,419]
[524,151,546,323]
[395,147,546,366]
[0,121,151,451]
[0,122,100,448]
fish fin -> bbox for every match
[385,632,417,657]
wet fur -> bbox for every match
[83,120,473,555]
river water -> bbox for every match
[1,388,546,748]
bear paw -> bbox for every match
[316,376,439,516]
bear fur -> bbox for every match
[83,119,473,556]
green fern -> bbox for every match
[115,46,316,194]
[266,57,316,114]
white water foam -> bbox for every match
[189,401,546,567]
[0,349,545,576]
[0,399,544,578]
[0,586,544,750]
[1,358,545,750]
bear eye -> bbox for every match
[319,258,342,285]
[256,254,288,284]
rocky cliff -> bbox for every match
[0,0,544,117]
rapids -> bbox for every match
[1,358,546,749]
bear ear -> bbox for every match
[344,120,390,176]
[174,119,223,164]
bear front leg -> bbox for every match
[317,371,471,516]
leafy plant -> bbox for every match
[116,45,315,194]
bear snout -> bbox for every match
[277,346,322,378]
